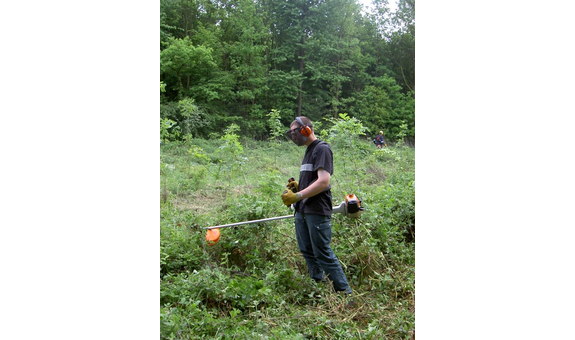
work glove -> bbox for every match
[287,180,299,193]
[281,189,300,206]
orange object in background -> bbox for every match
[205,228,220,246]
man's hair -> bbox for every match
[295,116,313,128]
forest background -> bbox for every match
[160,0,415,144]
[160,0,416,338]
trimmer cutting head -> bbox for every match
[205,228,221,246]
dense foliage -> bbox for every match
[160,0,415,143]
[160,116,415,339]
[160,1,416,337]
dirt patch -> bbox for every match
[171,190,228,215]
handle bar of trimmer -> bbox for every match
[204,214,295,230]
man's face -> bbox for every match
[286,123,307,146]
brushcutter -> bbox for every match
[204,192,363,246]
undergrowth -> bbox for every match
[160,133,415,339]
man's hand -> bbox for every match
[287,180,298,193]
[281,190,300,206]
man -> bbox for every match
[281,116,352,296]
[373,130,386,148]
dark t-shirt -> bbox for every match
[294,140,333,216]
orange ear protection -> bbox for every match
[296,116,312,137]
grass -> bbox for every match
[160,137,415,339]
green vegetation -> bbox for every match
[160,0,416,336]
[160,0,415,144]
[160,117,415,339]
